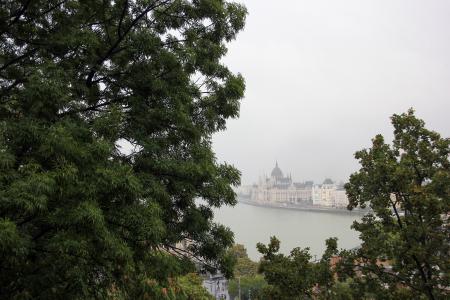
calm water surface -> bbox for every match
[213,202,361,261]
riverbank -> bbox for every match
[238,197,368,216]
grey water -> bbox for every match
[213,202,361,261]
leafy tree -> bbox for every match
[256,237,337,299]
[229,244,259,277]
[0,0,246,298]
[227,244,267,300]
[343,109,449,299]
[118,273,214,300]
[228,274,267,300]
[176,273,215,300]
[254,110,449,299]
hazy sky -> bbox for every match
[213,0,450,185]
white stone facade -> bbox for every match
[312,182,349,208]
[312,182,335,207]
[251,185,313,204]
[246,163,349,208]
[249,162,313,204]
[332,189,348,208]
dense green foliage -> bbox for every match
[342,109,450,299]
[175,273,215,300]
[108,272,214,299]
[227,244,267,300]
[0,0,246,298]
[256,237,338,299]
[229,244,259,277]
[255,111,449,299]
[228,274,267,300]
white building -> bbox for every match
[332,188,348,208]
[313,179,349,208]
[312,178,336,207]
[247,163,349,209]
[250,162,313,205]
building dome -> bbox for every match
[271,162,283,179]
[323,178,334,185]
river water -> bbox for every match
[213,202,362,261]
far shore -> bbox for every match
[238,197,368,216]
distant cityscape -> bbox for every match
[237,162,353,211]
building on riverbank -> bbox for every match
[312,179,348,208]
[239,163,349,209]
[249,162,313,205]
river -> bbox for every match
[213,201,362,261]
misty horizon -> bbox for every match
[213,0,450,185]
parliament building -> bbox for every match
[247,162,348,208]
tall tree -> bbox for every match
[344,109,449,299]
[0,0,246,298]
[254,110,449,299]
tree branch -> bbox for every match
[163,243,218,271]
[117,0,129,38]
[7,0,32,27]
[57,95,128,117]
[0,48,38,72]
[392,193,436,300]
[85,0,172,88]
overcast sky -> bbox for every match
[213,0,450,185]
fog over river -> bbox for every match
[214,202,361,261]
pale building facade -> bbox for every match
[312,179,336,207]
[247,163,349,208]
[332,189,348,208]
[250,162,313,204]
[312,180,349,208]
